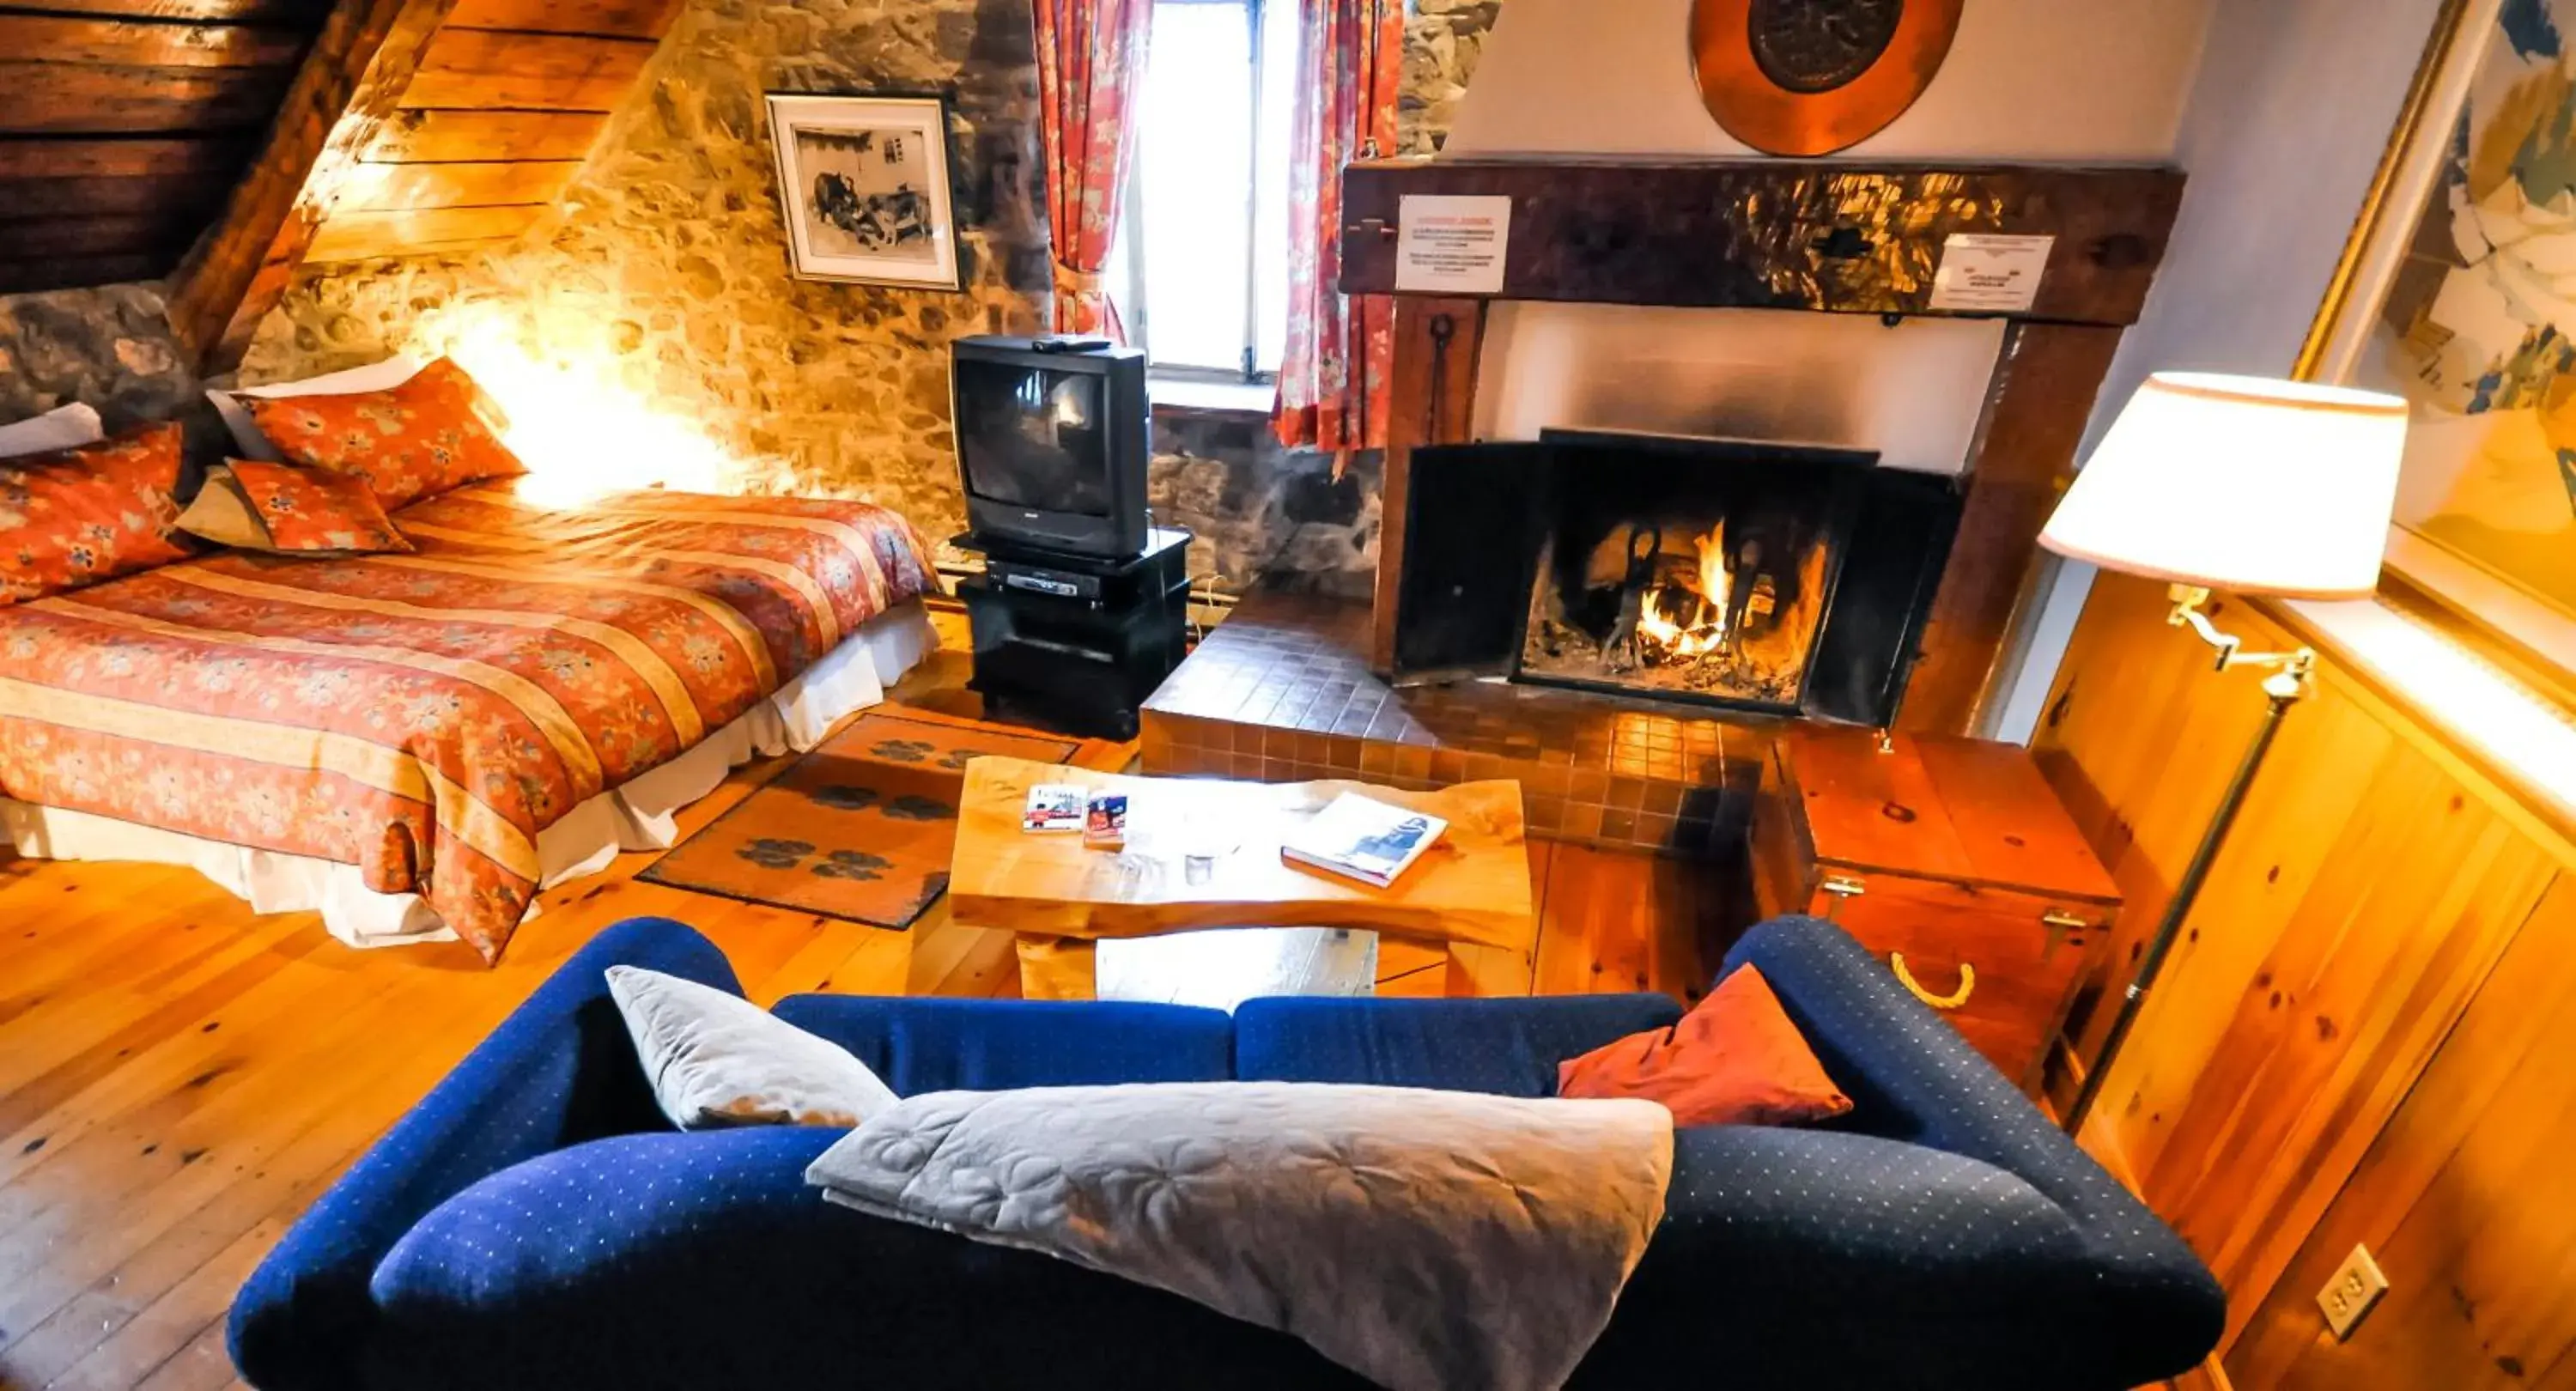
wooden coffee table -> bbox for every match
[948,756,1536,1000]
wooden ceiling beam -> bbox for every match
[340,158,579,212]
[305,203,538,261]
[0,13,310,68]
[0,135,258,180]
[0,212,205,259]
[361,109,605,162]
[0,252,175,295]
[398,29,653,112]
[0,173,237,220]
[163,0,463,375]
[27,0,334,23]
[446,0,685,39]
[0,58,295,135]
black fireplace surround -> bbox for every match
[1389,430,1962,727]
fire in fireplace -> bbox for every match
[1391,430,1961,726]
[1518,432,1859,708]
[1525,515,1831,702]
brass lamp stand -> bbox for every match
[2063,584,2316,1134]
[2033,371,2405,1135]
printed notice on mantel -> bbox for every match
[1929,234,2055,313]
[1395,195,1513,295]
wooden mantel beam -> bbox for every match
[165,0,462,375]
[1340,159,2184,328]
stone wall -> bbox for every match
[0,283,204,437]
[1150,404,1379,597]
[1400,0,1505,156]
[247,0,1053,536]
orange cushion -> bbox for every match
[226,459,415,554]
[0,422,191,606]
[1558,965,1855,1127]
[246,357,526,510]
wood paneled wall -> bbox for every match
[304,0,678,262]
[2033,573,2576,1387]
[0,0,328,293]
[2227,875,2576,1389]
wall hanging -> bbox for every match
[2299,0,2576,703]
[766,94,963,289]
[1690,0,1965,156]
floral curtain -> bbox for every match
[1273,0,1404,462]
[1032,0,1155,339]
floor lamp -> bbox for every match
[2038,373,2409,1136]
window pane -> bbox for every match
[1254,0,1297,375]
[1136,3,1254,372]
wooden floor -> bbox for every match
[0,622,1728,1391]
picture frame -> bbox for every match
[2300,0,2576,697]
[763,93,963,291]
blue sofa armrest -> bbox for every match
[1584,1126,2101,1386]
[228,917,740,1391]
[1724,916,2226,1386]
[1652,1126,2089,1301]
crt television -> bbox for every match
[951,335,1151,559]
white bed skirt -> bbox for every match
[1,603,939,950]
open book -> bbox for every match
[1279,794,1448,889]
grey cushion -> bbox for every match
[606,966,898,1129]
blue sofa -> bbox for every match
[231,916,2222,1390]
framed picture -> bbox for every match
[2302,0,2576,694]
[763,93,963,290]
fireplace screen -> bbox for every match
[1391,431,1961,726]
[1518,434,1858,708]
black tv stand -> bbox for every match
[952,527,1193,742]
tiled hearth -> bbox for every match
[1140,589,1783,858]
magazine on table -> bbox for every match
[1024,784,1086,833]
[1279,794,1447,889]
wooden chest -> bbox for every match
[1750,726,2121,1092]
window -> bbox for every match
[1115,0,1298,383]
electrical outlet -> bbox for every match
[2315,1243,2390,1340]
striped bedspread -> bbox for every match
[0,484,938,963]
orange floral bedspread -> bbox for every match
[0,484,938,963]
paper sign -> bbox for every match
[1929,234,2056,313]
[1396,195,1513,295]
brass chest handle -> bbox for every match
[2038,909,2094,963]
[1818,874,1866,921]
[1891,952,1975,1011]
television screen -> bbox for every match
[954,359,1111,517]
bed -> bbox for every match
[0,482,941,963]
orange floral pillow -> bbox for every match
[246,357,526,511]
[226,459,415,553]
[0,422,191,606]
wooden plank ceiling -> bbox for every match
[0,0,676,300]
[307,0,679,262]
[0,0,330,295]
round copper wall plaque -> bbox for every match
[1692,0,1965,156]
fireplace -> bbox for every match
[1340,157,2184,732]
[1519,430,1862,708]
[1390,430,1960,726]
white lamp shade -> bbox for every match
[2040,373,2407,599]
